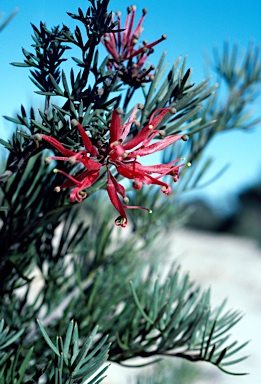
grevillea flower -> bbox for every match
[102,5,166,86]
[39,106,188,227]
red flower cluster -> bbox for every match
[39,106,188,227]
[102,5,166,85]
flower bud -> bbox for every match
[33,133,42,141]
[115,108,124,115]
[133,180,142,190]
[54,186,61,193]
[68,157,76,165]
[111,140,120,147]
[158,130,166,137]
[71,119,79,127]
[169,107,177,115]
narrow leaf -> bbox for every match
[37,320,60,357]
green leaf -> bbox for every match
[71,325,99,373]
[0,329,24,349]
[10,62,30,67]
[63,320,74,362]
[62,70,70,97]
[31,119,50,133]
[3,115,22,125]
[129,281,154,325]
[49,74,64,96]
[17,347,34,384]
[37,320,60,357]
[87,364,110,384]
[0,139,13,150]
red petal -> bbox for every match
[130,134,182,157]
[75,152,102,171]
[109,172,127,199]
[120,106,139,142]
[106,170,127,226]
[110,110,122,144]
[122,127,150,151]
[123,108,171,151]
[116,163,172,193]
[74,122,98,157]
[148,108,170,127]
[128,35,166,59]
[41,135,76,157]
[69,170,100,202]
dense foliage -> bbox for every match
[0,1,260,383]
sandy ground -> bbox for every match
[105,229,261,384]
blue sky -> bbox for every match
[0,0,260,209]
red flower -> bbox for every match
[102,5,166,85]
[39,106,188,227]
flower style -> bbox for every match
[102,5,166,86]
[39,106,188,227]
